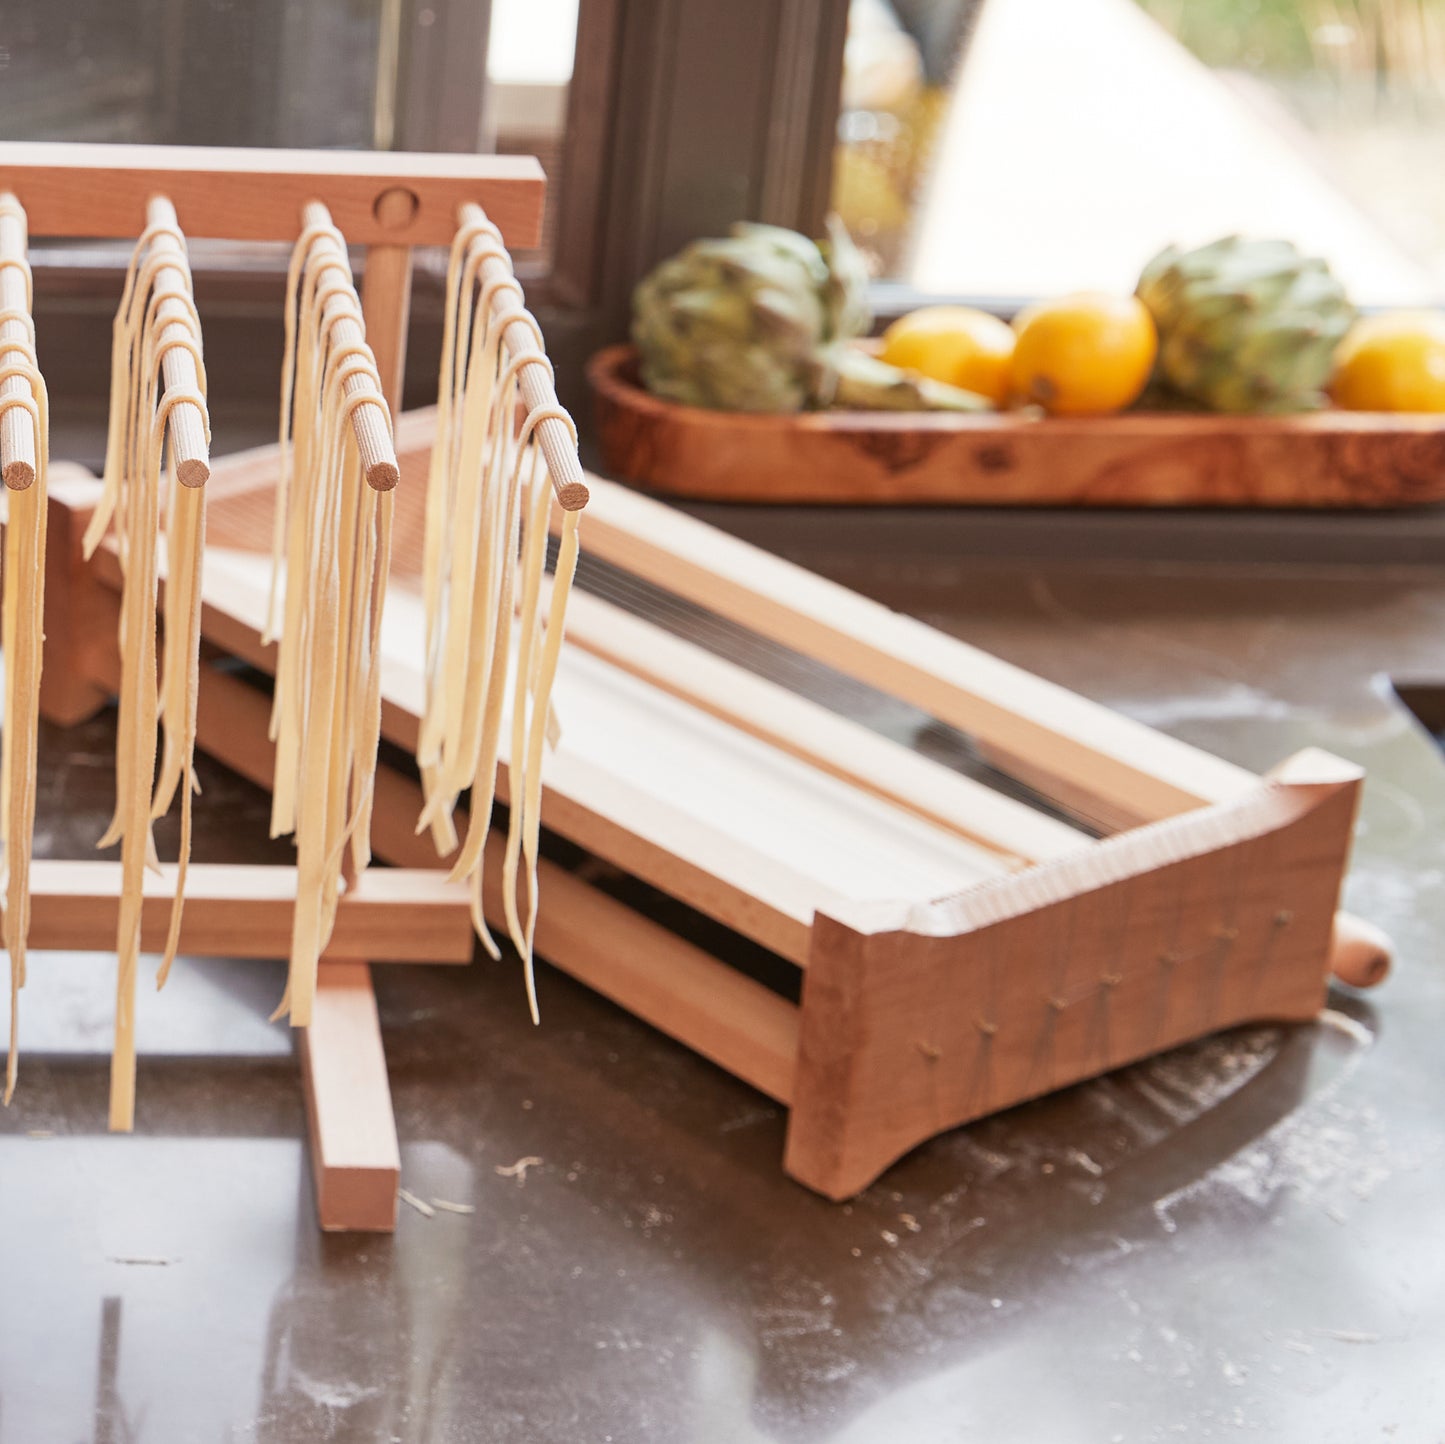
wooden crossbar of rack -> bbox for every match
[43,404,1394,1210]
[2,142,548,1231]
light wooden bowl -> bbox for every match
[588,344,1445,507]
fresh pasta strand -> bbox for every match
[495,407,574,937]
[416,273,525,833]
[496,411,579,1024]
[419,218,508,743]
[419,210,586,1023]
[413,228,485,856]
[516,506,580,1017]
[0,200,49,1101]
[267,207,395,1028]
[1,473,46,1103]
[87,207,211,1131]
[265,219,356,644]
[422,338,542,847]
[154,469,206,989]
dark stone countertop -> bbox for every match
[1,542,1442,1444]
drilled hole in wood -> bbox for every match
[373,187,419,230]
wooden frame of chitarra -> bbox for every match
[0,142,546,1232]
[49,425,1392,1219]
[11,145,1392,1227]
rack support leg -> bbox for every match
[297,959,401,1232]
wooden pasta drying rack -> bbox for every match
[12,145,1390,1232]
[2,142,549,1231]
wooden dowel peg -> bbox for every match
[456,202,588,512]
[1329,911,1393,989]
[144,196,210,487]
[299,201,400,491]
[0,192,39,490]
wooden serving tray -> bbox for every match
[589,343,1445,507]
[48,414,1390,1200]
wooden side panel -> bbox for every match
[298,960,401,1232]
[784,753,1362,1199]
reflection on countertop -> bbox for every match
[2,553,1443,1443]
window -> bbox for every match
[1,1,384,149]
[0,0,581,269]
[834,0,1445,309]
[485,0,579,267]
[0,0,593,456]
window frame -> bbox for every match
[25,0,853,454]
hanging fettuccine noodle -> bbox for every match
[418,204,587,1024]
[0,192,49,1105]
[267,202,397,1029]
[82,196,211,1131]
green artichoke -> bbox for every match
[632,219,988,414]
[1137,236,1356,413]
[809,346,990,413]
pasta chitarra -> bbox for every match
[418,208,584,1024]
[83,197,211,1131]
[267,202,394,1029]
[0,193,49,1105]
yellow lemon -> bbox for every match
[879,306,1015,405]
[1010,292,1157,415]
[1330,311,1445,412]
